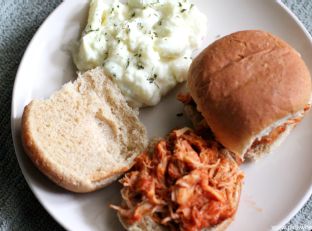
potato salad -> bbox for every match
[74,0,207,107]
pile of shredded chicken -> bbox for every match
[111,128,244,231]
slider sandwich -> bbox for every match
[179,30,312,161]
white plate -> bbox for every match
[11,0,312,230]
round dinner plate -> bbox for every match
[11,0,312,230]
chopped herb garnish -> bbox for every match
[131,12,136,17]
[184,57,187,59]
[158,20,162,26]
[190,4,194,9]
[134,52,142,58]
[137,63,144,69]
[178,2,182,7]
[181,9,187,13]
[126,59,130,68]
[147,74,158,83]
[85,28,100,33]
[111,7,114,13]
[154,82,160,89]
[137,22,144,29]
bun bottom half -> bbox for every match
[118,213,233,231]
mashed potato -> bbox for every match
[74,0,207,107]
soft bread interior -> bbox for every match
[22,67,147,192]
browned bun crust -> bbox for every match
[188,30,311,158]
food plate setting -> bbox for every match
[11,0,312,230]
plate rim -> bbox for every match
[270,1,312,229]
[10,0,312,230]
[10,1,71,229]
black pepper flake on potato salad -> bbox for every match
[73,0,207,107]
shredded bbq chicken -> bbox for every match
[111,128,244,231]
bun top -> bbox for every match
[188,30,311,157]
